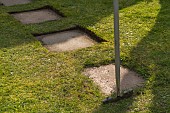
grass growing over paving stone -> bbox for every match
[0,0,170,112]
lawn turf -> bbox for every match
[0,0,169,112]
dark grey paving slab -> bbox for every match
[0,0,31,6]
[36,30,97,52]
[11,9,62,24]
[84,64,145,95]
[0,1,3,5]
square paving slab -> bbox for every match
[35,30,98,52]
[83,64,145,95]
[11,8,62,24]
[0,1,3,5]
[0,0,31,6]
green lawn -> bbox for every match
[0,0,169,112]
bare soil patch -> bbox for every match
[83,64,145,95]
[0,0,31,6]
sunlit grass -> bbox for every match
[0,0,169,112]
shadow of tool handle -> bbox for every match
[102,89,133,104]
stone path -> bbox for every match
[3,0,145,95]
[0,1,3,5]
[11,8,62,24]
[36,29,97,52]
[6,1,101,51]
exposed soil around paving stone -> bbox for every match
[0,0,31,6]
[83,64,145,95]
[35,29,98,52]
[11,8,62,24]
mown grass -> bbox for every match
[0,0,169,112]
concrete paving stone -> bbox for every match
[36,30,97,52]
[11,8,62,24]
[0,0,31,6]
[83,64,145,95]
[0,2,3,5]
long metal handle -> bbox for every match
[113,0,121,97]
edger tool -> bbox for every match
[102,0,133,104]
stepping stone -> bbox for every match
[0,0,31,6]
[10,7,63,24]
[0,1,3,5]
[34,27,104,52]
[83,64,145,95]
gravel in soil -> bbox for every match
[83,64,145,95]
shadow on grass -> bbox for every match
[128,0,170,112]
[0,13,36,49]
[93,97,135,113]
[0,0,144,49]
[93,0,170,112]
[1,0,169,112]
[76,0,146,34]
[25,0,145,34]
